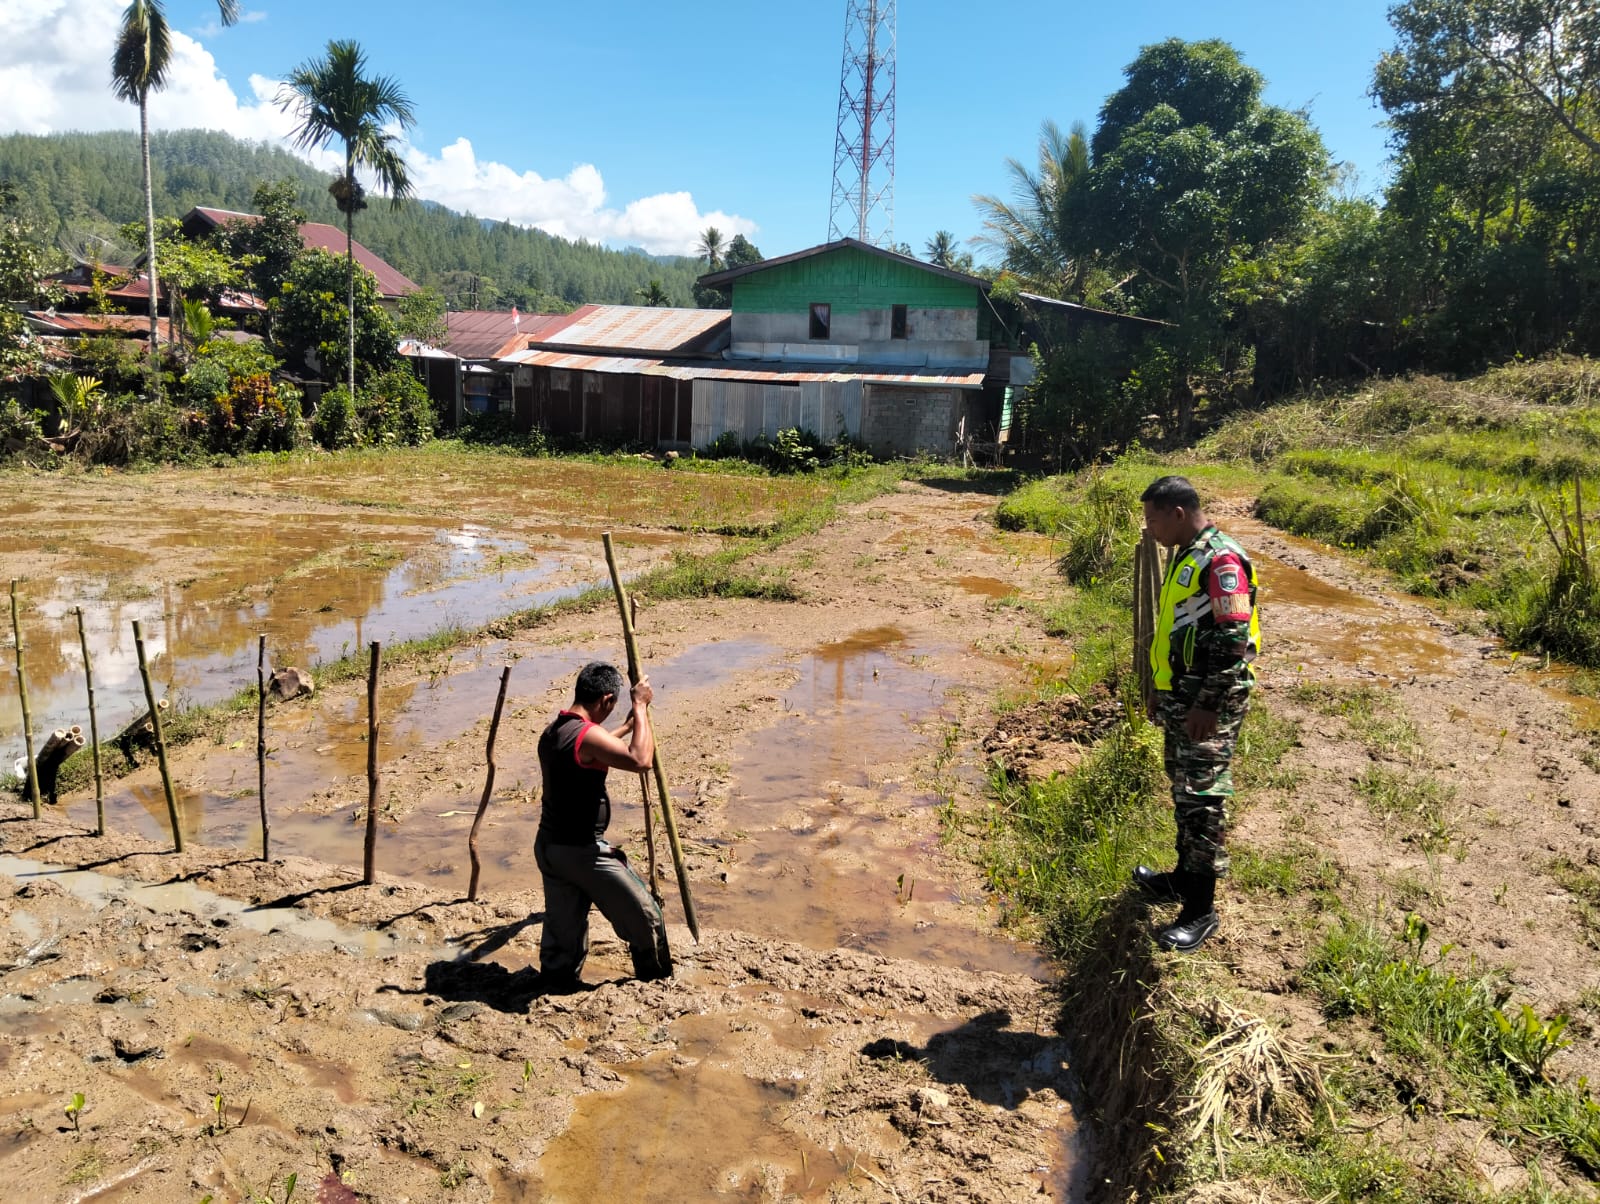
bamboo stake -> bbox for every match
[639,772,662,906]
[362,641,381,885]
[601,533,699,942]
[10,581,41,819]
[256,635,269,861]
[131,620,183,853]
[466,665,512,903]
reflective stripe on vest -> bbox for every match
[1150,540,1261,692]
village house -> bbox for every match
[485,239,1034,456]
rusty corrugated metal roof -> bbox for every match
[523,305,730,355]
[27,312,176,341]
[439,309,575,360]
[502,349,985,388]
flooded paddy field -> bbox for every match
[0,453,1080,1202]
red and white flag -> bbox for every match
[511,305,520,328]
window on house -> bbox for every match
[891,304,908,339]
[809,302,831,340]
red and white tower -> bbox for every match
[827,0,896,246]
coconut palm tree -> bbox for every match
[110,0,241,395]
[635,280,670,307]
[277,39,415,399]
[925,230,958,269]
[972,119,1094,299]
[696,227,725,271]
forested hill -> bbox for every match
[0,129,706,309]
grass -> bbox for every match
[1304,913,1600,1179]
[1231,841,1339,898]
[1546,857,1600,948]
[1355,765,1457,853]
[1198,357,1600,668]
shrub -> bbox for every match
[359,365,435,446]
[312,384,360,449]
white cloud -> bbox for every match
[0,0,755,255]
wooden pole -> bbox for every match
[72,611,100,838]
[362,641,381,885]
[256,635,269,861]
[467,665,512,902]
[639,772,662,906]
[9,581,41,819]
[601,533,699,942]
[131,620,183,853]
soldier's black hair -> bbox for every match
[1140,475,1201,512]
[573,661,625,705]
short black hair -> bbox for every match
[1140,475,1200,511]
[574,661,625,705]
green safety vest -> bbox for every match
[1150,529,1261,693]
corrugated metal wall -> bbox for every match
[689,379,863,446]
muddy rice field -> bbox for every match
[5,452,1600,1202]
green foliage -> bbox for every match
[0,181,64,387]
[270,248,398,384]
[1308,914,1600,1171]
[395,286,447,347]
[981,710,1167,957]
[312,385,359,449]
[357,365,435,446]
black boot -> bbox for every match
[1132,864,1181,903]
[1155,872,1219,953]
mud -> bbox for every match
[1,466,1077,1202]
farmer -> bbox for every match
[534,661,673,989]
[1133,475,1260,953]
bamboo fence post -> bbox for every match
[467,665,512,903]
[362,642,382,885]
[601,533,699,942]
[9,581,41,819]
[639,772,662,905]
[256,635,269,861]
[75,608,104,836]
[131,620,183,853]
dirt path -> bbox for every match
[0,479,1083,1203]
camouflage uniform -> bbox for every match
[1150,525,1260,878]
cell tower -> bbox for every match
[827,0,896,246]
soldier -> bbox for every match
[1133,475,1259,952]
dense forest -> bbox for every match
[0,129,706,310]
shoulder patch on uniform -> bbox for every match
[1177,564,1195,587]
[1218,567,1240,593]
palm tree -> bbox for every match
[277,40,415,399]
[696,227,725,271]
[925,230,958,268]
[972,119,1094,299]
[635,280,670,307]
[110,0,241,395]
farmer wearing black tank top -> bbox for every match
[534,661,672,989]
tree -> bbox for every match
[110,0,241,394]
[277,40,415,399]
[210,180,306,310]
[636,279,670,307]
[973,121,1096,298]
[925,231,956,268]
[396,286,448,347]
[1083,39,1326,430]
[1377,0,1600,163]
[271,248,398,387]
[0,183,63,388]
[697,227,725,271]
[725,234,763,270]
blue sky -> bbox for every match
[4,0,1401,259]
